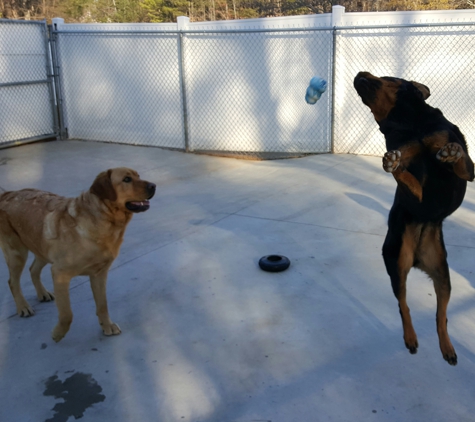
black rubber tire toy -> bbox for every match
[258,255,291,272]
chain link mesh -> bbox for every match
[53,28,332,157]
[334,25,475,156]
[4,21,475,158]
[54,32,185,148]
[183,30,333,158]
[0,20,56,145]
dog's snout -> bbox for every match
[354,72,373,90]
[354,72,382,106]
[354,76,368,89]
[147,183,156,198]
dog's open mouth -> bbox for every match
[126,200,150,213]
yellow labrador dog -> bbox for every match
[0,168,155,342]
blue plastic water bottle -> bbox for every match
[305,77,327,105]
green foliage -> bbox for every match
[142,0,165,21]
[162,0,189,21]
[112,0,149,22]
[142,0,189,22]
[63,0,90,18]
[238,7,260,17]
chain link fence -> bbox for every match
[2,15,475,158]
[0,20,57,147]
[183,29,333,158]
[333,24,475,155]
[52,31,185,148]
[52,27,332,158]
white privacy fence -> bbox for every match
[51,14,334,158]
[182,29,333,156]
[51,30,185,149]
[3,7,475,157]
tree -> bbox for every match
[142,0,188,21]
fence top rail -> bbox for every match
[337,21,475,30]
[0,19,46,25]
[53,30,181,35]
[53,26,335,35]
[52,20,475,36]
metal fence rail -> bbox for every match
[0,19,57,147]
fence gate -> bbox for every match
[0,20,57,147]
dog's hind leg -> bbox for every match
[0,213,32,317]
[415,223,457,366]
[3,246,31,317]
[30,256,54,302]
[383,208,421,354]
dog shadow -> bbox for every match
[345,192,389,218]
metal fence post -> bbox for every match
[50,18,68,140]
[330,5,344,154]
[42,21,60,140]
[177,16,190,152]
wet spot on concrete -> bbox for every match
[43,372,105,422]
[41,343,47,350]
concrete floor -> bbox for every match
[1,140,475,422]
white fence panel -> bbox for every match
[183,29,333,155]
[53,22,185,149]
[0,20,56,146]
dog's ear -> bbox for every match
[90,169,117,202]
[411,81,431,100]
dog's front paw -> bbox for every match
[102,322,121,336]
[383,150,401,173]
[16,300,35,317]
[437,143,463,163]
[51,325,68,343]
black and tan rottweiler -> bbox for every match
[354,71,474,365]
